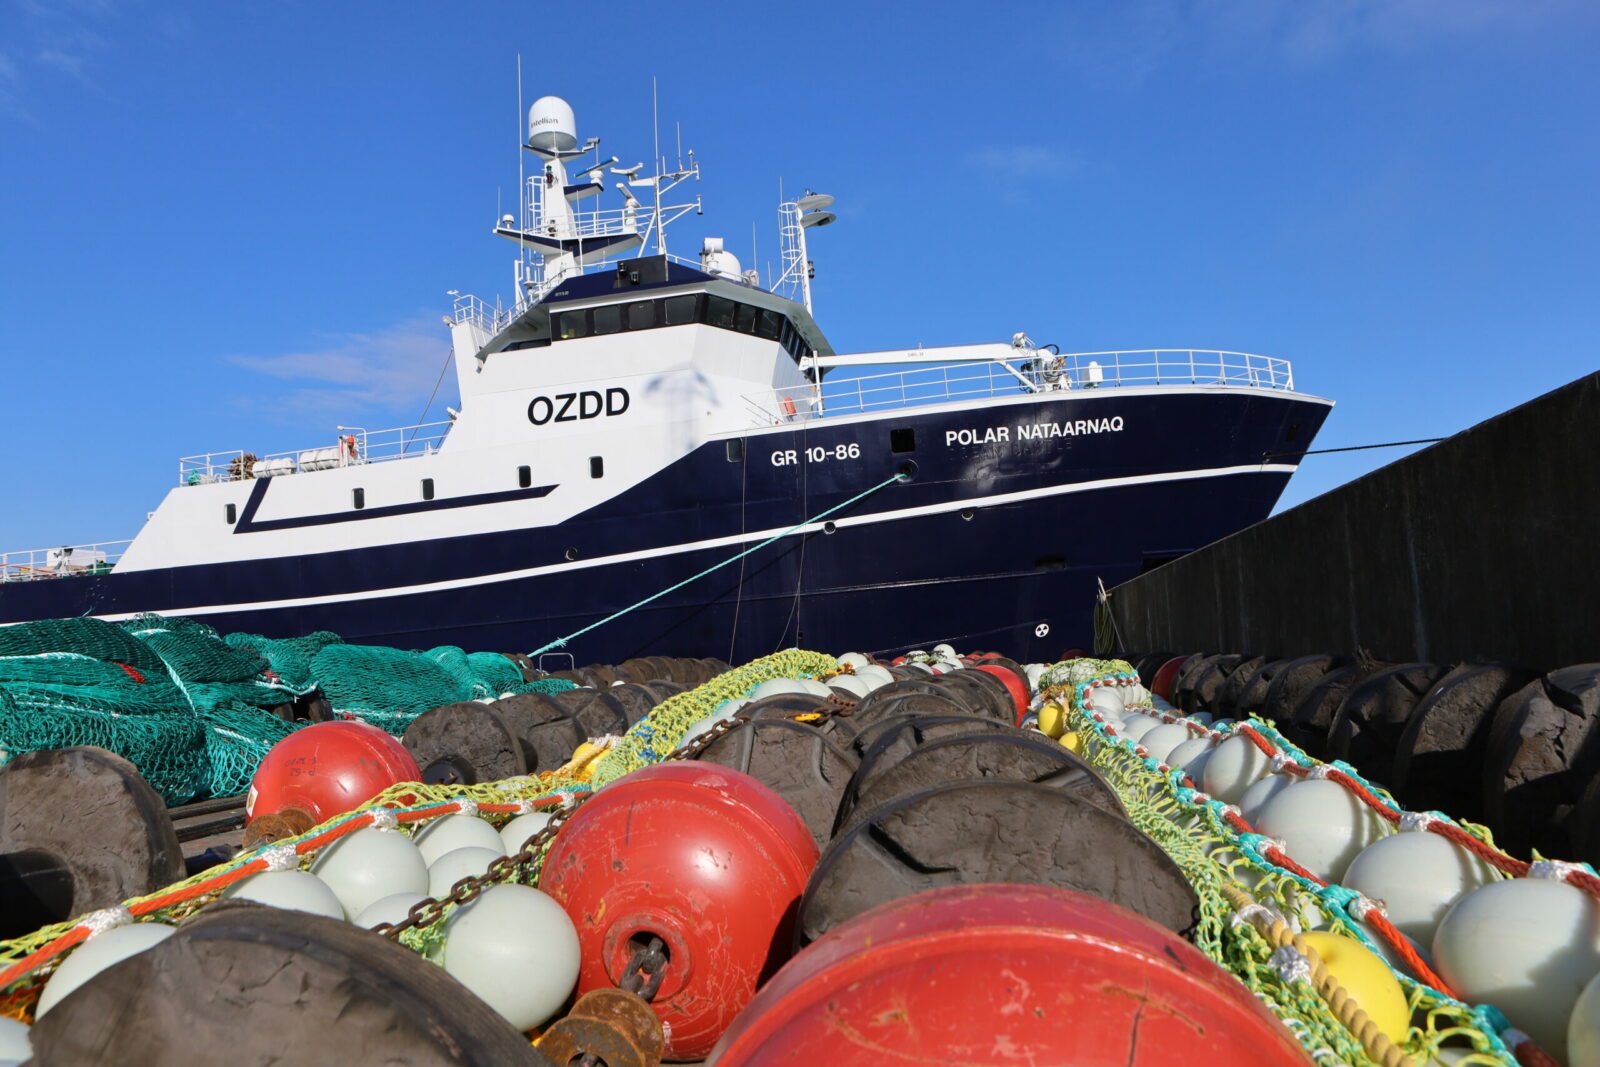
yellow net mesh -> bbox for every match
[0,648,835,1020]
[1040,658,1516,1066]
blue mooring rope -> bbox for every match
[530,471,908,656]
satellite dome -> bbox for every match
[527,96,577,152]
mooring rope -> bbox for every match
[530,471,907,656]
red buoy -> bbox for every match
[710,883,1309,1065]
[246,721,420,826]
[974,664,1030,725]
[1152,655,1191,703]
[539,763,818,1060]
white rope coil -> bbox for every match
[81,905,133,938]
[261,844,300,872]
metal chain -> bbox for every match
[666,692,858,762]
[617,936,669,1001]
[375,793,590,941]
[375,687,859,940]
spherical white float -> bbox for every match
[499,810,554,854]
[677,707,738,749]
[353,891,428,930]
[1433,877,1600,1062]
[224,870,345,920]
[1139,723,1192,764]
[1087,688,1125,716]
[1117,713,1163,743]
[1254,779,1390,882]
[0,1014,28,1066]
[797,679,833,698]
[836,652,871,670]
[427,846,504,898]
[412,814,508,867]
[35,922,176,1017]
[1167,736,1216,777]
[443,883,581,1031]
[853,665,895,690]
[1568,968,1600,1067]
[1238,773,1294,825]
[747,678,809,701]
[309,826,430,919]
[1201,734,1272,805]
[1341,830,1499,947]
[1122,684,1152,707]
[828,674,871,699]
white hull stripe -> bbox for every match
[87,463,1295,621]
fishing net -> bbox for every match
[120,615,269,684]
[224,631,344,690]
[0,689,208,804]
[1039,661,1517,1066]
[311,644,468,731]
[0,617,168,676]
[0,647,833,1008]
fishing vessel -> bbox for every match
[0,94,1331,663]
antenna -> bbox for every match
[751,221,759,288]
[652,77,665,257]
[516,55,527,305]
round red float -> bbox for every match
[246,721,420,825]
[1152,655,1192,703]
[974,664,1030,725]
[539,762,818,1061]
[709,883,1309,1066]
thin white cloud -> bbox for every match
[1048,0,1596,81]
[1,0,113,118]
[35,48,88,78]
[962,145,1085,202]
[229,316,459,422]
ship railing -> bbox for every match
[742,349,1295,426]
[0,540,131,583]
[452,293,515,336]
[177,421,453,486]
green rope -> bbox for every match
[531,471,907,656]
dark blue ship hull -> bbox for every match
[0,389,1329,663]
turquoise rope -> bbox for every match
[530,471,907,656]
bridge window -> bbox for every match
[592,304,622,335]
[757,309,782,341]
[735,302,759,334]
[546,292,811,364]
[664,294,699,325]
[626,300,656,330]
[555,310,588,340]
[703,295,737,330]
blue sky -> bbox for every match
[1,0,1596,552]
